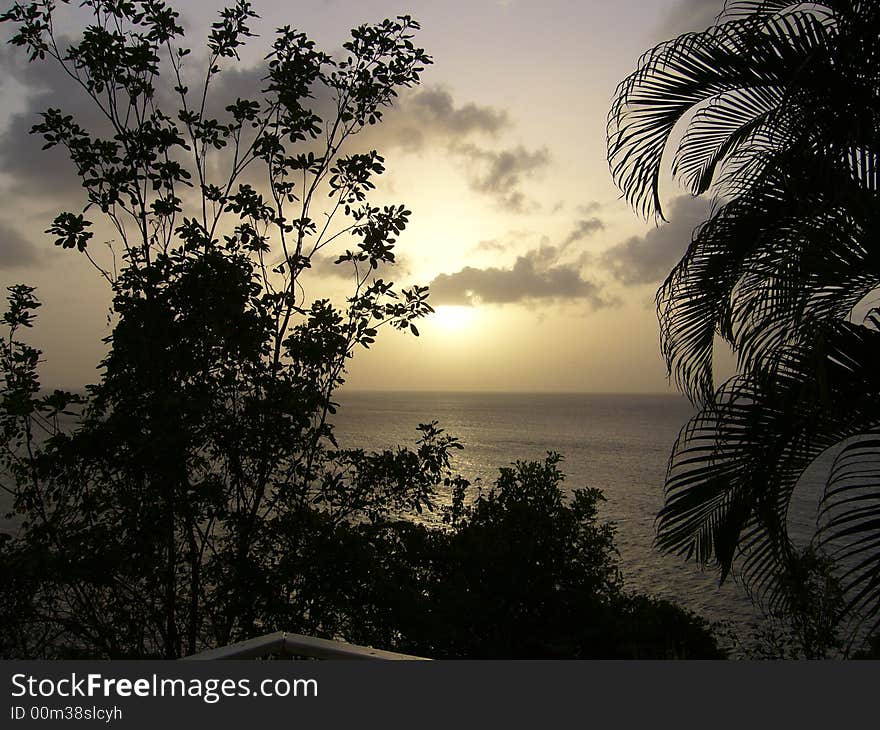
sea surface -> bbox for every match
[1,389,831,639]
[331,390,803,634]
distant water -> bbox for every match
[2,389,829,638]
[331,390,764,632]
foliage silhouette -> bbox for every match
[0,0,438,658]
[0,0,722,660]
[608,0,880,643]
[297,453,724,659]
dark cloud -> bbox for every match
[327,83,511,156]
[577,201,602,215]
[355,85,546,212]
[406,86,508,136]
[428,244,608,308]
[454,143,550,212]
[203,63,268,117]
[212,76,509,163]
[469,229,534,255]
[374,86,508,151]
[0,221,42,268]
[0,43,102,198]
[0,41,237,200]
[561,217,604,248]
[0,33,532,218]
[656,0,725,39]
[0,47,309,201]
[0,35,538,226]
[600,195,710,285]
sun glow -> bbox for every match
[431,305,476,332]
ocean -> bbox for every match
[3,389,820,637]
[331,390,771,632]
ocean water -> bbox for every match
[2,389,826,637]
[331,390,765,632]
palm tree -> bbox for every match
[607,0,880,638]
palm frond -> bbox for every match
[719,1,840,23]
[608,0,880,634]
[608,8,836,218]
[658,147,880,402]
[658,318,880,620]
[817,433,880,625]
[671,86,782,197]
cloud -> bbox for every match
[0,34,544,248]
[372,86,508,151]
[577,201,602,215]
[407,86,507,135]
[0,221,42,268]
[0,44,102,199]
[0,48,312,201]
[308,254,353,280]
[409,87,507,133]
[335,83,510,155]
[0,34,539,218]
[600,195,710,285]
[469,228,535,255]
[428,244,608,308]
[561,217,604,248]
[307,251,410,280]
[655,0,724,39]
[203,63,268,116]
[454,143,550,212]
[356,85,549,212]
[472,238,507,253]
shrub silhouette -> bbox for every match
[330,454,723,659]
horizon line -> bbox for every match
[39,385,686,398]
[336,387,684,397]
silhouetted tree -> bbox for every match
[608,0,880,644]
[0,0,438,658]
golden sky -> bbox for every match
[0,0,732,392]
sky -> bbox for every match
[0,0,732,393]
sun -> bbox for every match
[432,305,476,332]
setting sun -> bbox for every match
[431,305,476,331]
